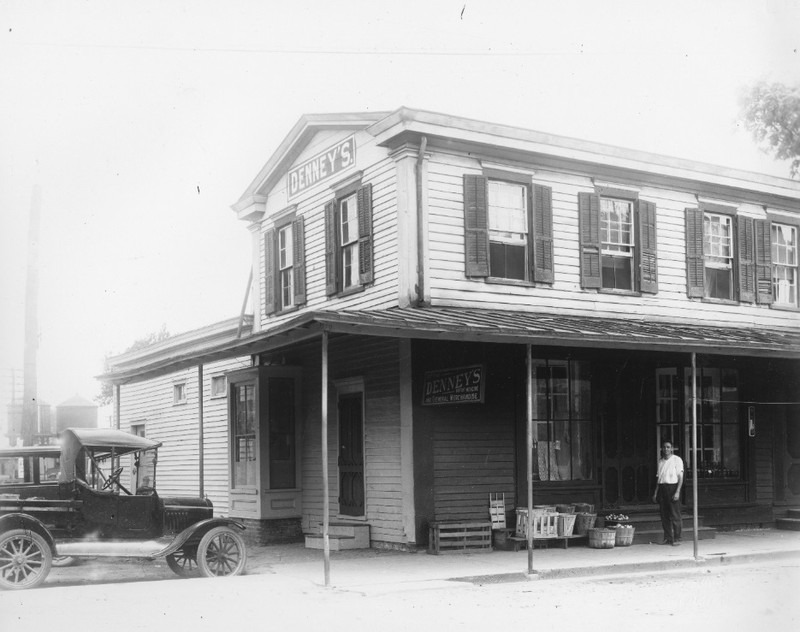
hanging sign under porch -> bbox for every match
[422,365,485,405]
[287,135,356,199]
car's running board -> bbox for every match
[56,538,173,559]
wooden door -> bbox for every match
[599,362,654,509]
[780,412,800,503]
[338,393,365,517]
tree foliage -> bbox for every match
[94,325,171,405]
[739,82,800,178]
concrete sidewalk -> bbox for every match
[244,528,800,593]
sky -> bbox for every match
[0,0,798,413]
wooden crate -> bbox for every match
[515,509,558,538]
[428,521,493,555]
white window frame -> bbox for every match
[703,213,733,270]
[339,193,359,290]
[600,198,634,256]
[278,223,294,310]
[772,222,798,307]
[173,382,187,405]
[210,375,227,399]
[487,179,529,279]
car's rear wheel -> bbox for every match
[0,529,53,590]
[52,556,76,568]
[166,547,199,577]
[196,527,247,578]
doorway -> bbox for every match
[338,392,365,517]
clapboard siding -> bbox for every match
[118,356,250,516]
[280,336,406,545]
[426,151,800,329]
[256,129,400,332]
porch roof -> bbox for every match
[103,307,800,383]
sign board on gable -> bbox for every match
[422,365,485,406]
[287,135,355,199]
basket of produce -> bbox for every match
[613,524,635,546]
[574,512,597,535]
[588,527,616,549]
[556,504,575,514]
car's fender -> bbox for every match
[0,513,57,555]
[151,518,245,559]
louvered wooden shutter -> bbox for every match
[264,228,276,315]
[357,183,374,285]
[685,208,705,298]
[532,184,554,283]
[578,192,601,288]
[463,174,489,278]
[292,216,306,305]
[324,200,337,296]
[737,216,756,302]
[754,219,774,304]
[637,200,658,294]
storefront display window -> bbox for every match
[232,382,256,488]
[532,359,592,481]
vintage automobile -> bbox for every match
[0,428,247,590]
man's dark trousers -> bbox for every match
[657,483,682,543]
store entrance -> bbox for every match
[597,361,655,509]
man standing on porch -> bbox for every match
[652,442,685,546]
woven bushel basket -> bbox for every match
[615,526,635,546]
[574,512,597,535]
[588,528,616,549]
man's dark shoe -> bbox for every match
[659,539,672,545]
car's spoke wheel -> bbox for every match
[196,527,247,578]
[166,547,199,577]
[52,556,77,568]
[0,530,53,590]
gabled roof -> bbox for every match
[232,111,391,221]
[232,106,800,218]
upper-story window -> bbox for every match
[463,173,554,284]
[772,222,798,307]
[278,223,295,310]
[703,212,734,300]
[488,180,528,280]
[324,183,374,295]
[264,214,306,316]
[173,382,187,405]
[578,191,658,294]
[600,198,635,290]
[339,193,360,290]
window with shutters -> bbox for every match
[264,214,306,315]
[703,213,734,300]
[578,191,657,294]
[600,197,635,290]
[463,173,554,284]
[772,222,798,307]
[325,183,374,295]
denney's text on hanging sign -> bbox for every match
[288,136,355,199]
[422,365,485,405]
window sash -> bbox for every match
[278,225,293,270]
[703,213,733,264]
[600,198,634,255]
[342,242,359,288]
[339,194,358,247]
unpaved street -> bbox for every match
[1,559,797,632]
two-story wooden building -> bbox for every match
[104,108,800,548]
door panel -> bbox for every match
[338,393,365,517]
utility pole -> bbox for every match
[22,186,41,446]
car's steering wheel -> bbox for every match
[102,466,124,490]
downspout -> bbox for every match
[526,344,534,574]
[415,136,428,306]
[198,364,204,498]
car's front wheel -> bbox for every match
[196,527,247,578]
[166,547,199,577]
[0,529,53,590]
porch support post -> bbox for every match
[691,352,699,560]
[321,330,331,586]
[526,344,534,573]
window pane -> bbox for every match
[232,383,256,488]
[488,181,527,233]
[601,255,633,290]
[269,378,296,489]
[705,266,733,300]
[340,195,357,246]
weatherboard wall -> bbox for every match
[117,356,250,516]
[424,149,799,330]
